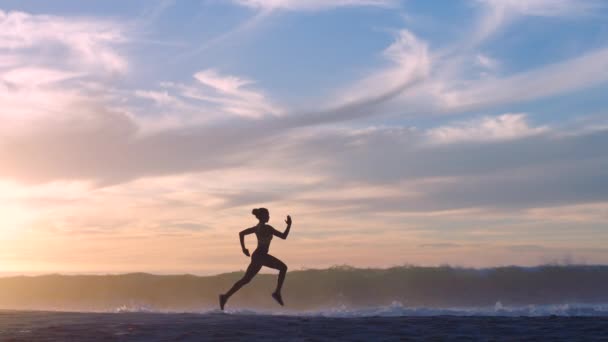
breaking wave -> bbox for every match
[295,302,608,317]
[110,302,608,317]
[1,265,608,315]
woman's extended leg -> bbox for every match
[260,254,288,305]
[220,261,261,310]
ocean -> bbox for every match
[0,309,607,341]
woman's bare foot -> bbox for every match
[272,292,284,306]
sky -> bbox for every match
[0,0,607,275]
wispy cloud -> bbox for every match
[335,29,430,104]
[233,0,397,12]
[440,47,608,112]
[334,8,608,119]
[473,0,602,43]
[475,53,499,70]
[134,90,179,106]
[1,67,82,87]
[187,68,282,118]
[427,113,547,144]
[0,9,127,74]
[194,69,254,95]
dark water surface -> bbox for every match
[0,311,606,341]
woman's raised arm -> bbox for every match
[272,215,292,239]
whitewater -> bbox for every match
[110,302,608,317]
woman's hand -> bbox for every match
[242,248,250,257]
[285,215,292,226]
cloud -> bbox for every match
[1,67,82,87]
[473,0,602,43]
[180,30,431,125]
[0,9,130,132]
[134,90,179,106]
[184,69,282,118]
[475,53,499,70]
[3,79,607,215]
[439,47,608,112]
[426,113,547,144]
[350,39,608,121]
[191,69,283,118]
[1,4,606,217]
[181,0,398,60]
[525,203,608,223]
[278,29,430,128]
[256,121,608,212]
[0,55,19,68]
[300,1,605,125]
[0,9,127,74]
[194,69,253,94]
[334,29,430,105]
[152,28,430,127]
[476,0,601,18]
[419,243,462,248]
[233,0,397,11]
[2,2,608,272]
[340,1,605,120]
[503,244,546,252]
[0,96,282,185]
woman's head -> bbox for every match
[252,208,269,223]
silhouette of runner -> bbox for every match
[219,208,292,310]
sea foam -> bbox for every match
[110,302,608,317]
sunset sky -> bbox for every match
[0,0,607,275]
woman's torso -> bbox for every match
[254,224,273,255]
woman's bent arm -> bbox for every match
[239,227,256,255]
[273,215,292,239]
